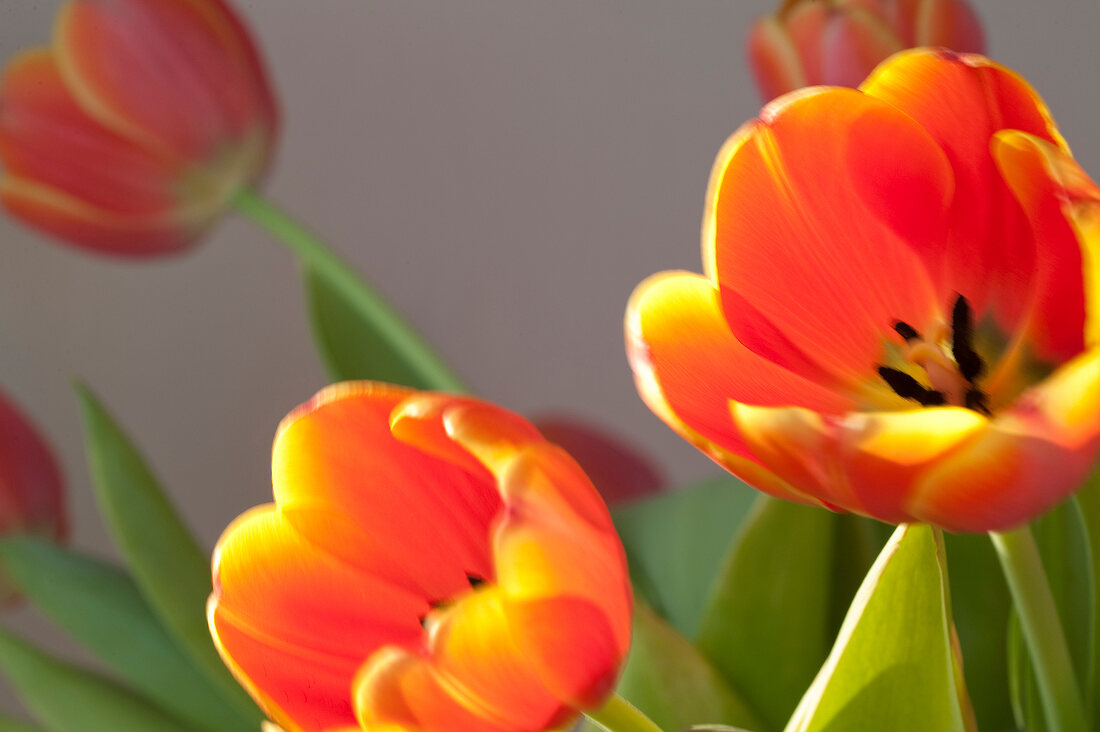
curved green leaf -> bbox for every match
[75,383,259,719]
[304,265,434,388]
[0,628,199,732]
[0,536,261,731]
[696,498,838,732]
[588,603,764,732]
[784,524,973,732]
[611,476,758,636]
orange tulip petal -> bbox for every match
[56,0,277,162]
[992,131,1099,350]
[732,402,990,526]
[626,270,850,505]
[272,383,499,599]
[862,49,1079,362]
[912,347,1100,531]
[747,17,808,102]
[210,506,429,731]
[704,87,948,388]
[426,589,572,729]
[356,648,515,732]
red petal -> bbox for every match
[862,50,1074,361]
[56,0,277,163]
[889,0,986,51]
[820,8,902,88]
[704,87,948,389]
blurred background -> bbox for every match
[0,0,1097,717]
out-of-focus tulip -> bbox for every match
[748,0,984,100]
[0,0,278,256]
[0,390,66,602]
[208,383,632,732]
[533,414,665,503]
[626,49,1100,533]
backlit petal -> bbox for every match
[862,49,1074,361]
[210,506,426,731]
[704,87,947,388]
[272,383,498,599]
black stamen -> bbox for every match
[951,294,984,382]
[877,366,946,407]
[418,615,429,629]
[965,388,992,416]
[466,573,485,589]
[893,321,921,342]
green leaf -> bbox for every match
[581,602,764,732]
[1075,467,1100,728]
[611,475,758,636]
[0,537,262,732]
[0,713,43,732]
[1007,499,1095,732]
[697,498,868,732]
[942,532,1014,732]
[783,524,972,732]
[304,266,433,388]
[75,383,260,720]
[0,627,200,732]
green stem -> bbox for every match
[233,188,468,393]
[584,694,665,732]
[990,526,1088,732]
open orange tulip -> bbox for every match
[749,0,984,100]
[208,383,632,732]
[627,49,1100,533]
[0,0,277,256]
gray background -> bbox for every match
[0,0,1098,720]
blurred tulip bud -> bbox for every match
[0,390,66,603]
[748,0,984,100]
[0,0,278,256]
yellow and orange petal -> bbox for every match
[210,383,631,732]
[627,49,1100,532]
[0,0,276,255]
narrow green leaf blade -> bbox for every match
[0,536,261,731]
[611,476,758,636]
[75,383,259,718]
[784,524,971,732]
[1074,467,1100,728]
[1007,499,1095,732]
[696,497,838,732]
[590,602,765,732]
[0,628,200,732]
[943,532,1014,732]
[0,713,43,732]
[304,266,433,388]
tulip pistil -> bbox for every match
[881,295,991,415]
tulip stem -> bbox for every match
[233,189,468,393]
[989,526,1088,732]
[584,693,665,732]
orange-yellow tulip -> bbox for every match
[626,49,1100,533]
[749,0,984,101]
[208,383,632,732]
[0,0,277,256]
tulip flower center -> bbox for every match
[878,295,992,414]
